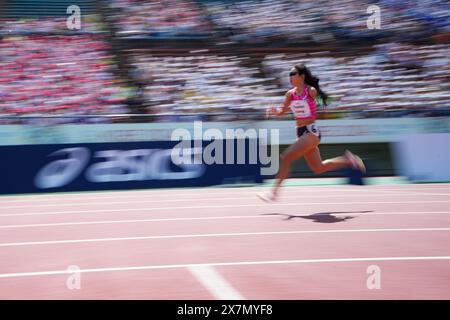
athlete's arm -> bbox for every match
[267,90,292,118]
[308,86,317,99]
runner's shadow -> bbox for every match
[263,211,373,223]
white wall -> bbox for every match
[392,133,450,182]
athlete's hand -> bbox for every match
[266,106,278,119]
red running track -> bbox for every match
[0,183,450,299]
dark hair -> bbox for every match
[294,64,329,106]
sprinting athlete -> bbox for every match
[259,64,365,201]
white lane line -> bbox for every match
[0,215,268,228]
[188,265,245,300]
[3,187,450,204]
[0,256,449,279]
[1,211,450,230]
[0,193,407,209]
[0,227,449,247]
[370,189,450,197]
[0,189,401,204]
[4,192,449,209]
[2,200,450,218]
[0,188,356,202]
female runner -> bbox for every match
[259,64,365,201]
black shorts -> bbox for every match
[297,124,321,141]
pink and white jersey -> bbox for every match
[288,85,317,120]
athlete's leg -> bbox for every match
[272,133,320,196]
[304,148,365,174]
[304,147,350,174]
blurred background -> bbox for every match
[1,1,450,301]
[0,0,449,183]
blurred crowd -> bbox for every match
[107,0,212,38]
[0,0,448,123]
[128,43,449,120]
[202,0,327,43]
[317,0,439,41]
[263,43,450,118]
[0,15,104,34]
[130,53,281,121]
[106,0,449,43]
[0,35,131,124]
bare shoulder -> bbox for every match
[284,89,293,100]
[308,86,317,99]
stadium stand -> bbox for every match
[0,0,133,124]
[0,0,448,122]
[106,0,213,40]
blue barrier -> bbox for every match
[0,139,263,194]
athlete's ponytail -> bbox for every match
[294,64,329,106]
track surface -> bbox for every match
[1,183,449,299]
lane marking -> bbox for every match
[2,200,450,218]
[188,265,245,300]
[1,256,449,279]
[0,190,400,205]
[2,193,450,209]
[0,227,449,247]
[0,188,361,202]
[1,211,450,229]
[1,186,449,203]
